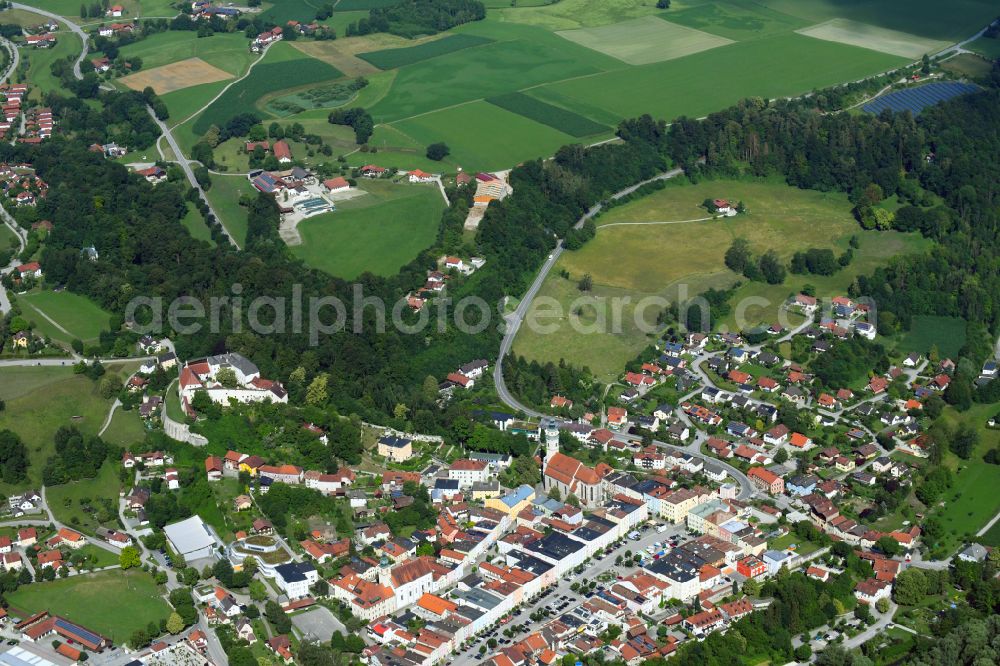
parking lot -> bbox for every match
[450,519,695,666]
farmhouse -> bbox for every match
[408,169,435,184]
[323,176,350,193]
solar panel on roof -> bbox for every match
[863,82,980,116]
[54,617,103,646]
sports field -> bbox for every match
[556,16,732,65]
[291,180,445,279]
[796,18,948,59]
[120,57,232,95]
[512,179,931,380]
[6,569,171,643]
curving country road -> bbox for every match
[11,3,88,79]
[488,166,761,499]
[0,36,19,85]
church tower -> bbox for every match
[541,417,560,479]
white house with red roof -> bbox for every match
[16,262,41,278]
[408,169,435,184]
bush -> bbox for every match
[426,142,450,161]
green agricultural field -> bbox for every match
[47,462,122,534]
[291,180,445,278]
[367,21,620,123]
[897,315,967,358]
[0,369,114,494]
[796,18,948,59]
[115,31,255,77]
[979,518,1000,547]
[758,0,996,42]
[17,290,114,346]
[332,0,398,10]
[531,33,907,124]
[512,179,930,380]
[344,124,455,172]
[160,79,233,126]
[968,37,1000,60]
[486,92,608,138]
[664,1,809,41]
[493,0,662,31]
[393,100,589,171]
[191,42,343,135]
[6,569,171,643]
[24,0,175,23]
[358,34,494,70]
[556,16,733,66]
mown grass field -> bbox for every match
[926,403,1000,557]
[6,569,171,643]
[358,33,494,70]
[101,407,148,447]
[393,100,586,171]
[47,462,122,535]
[557,16,733,65]
[896,315,967,358]
[203,175,253,246]
[18,290,114,346]
[512,178,931,380]
[940,53,995,80]
[15,26,83,100]
[291,180,445,278]
[115,31,254,77]
[0,368,113,494]
[181,202,215,245]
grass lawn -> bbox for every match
[101,408,148,448]
[967,36,1000,60]
[769,531,822,556]
[203,175,252,246]
[0,369,114,495]
[17,290,114,346]
[77,543,121,568]
[291,180,445,278]
[926,404,1000,556]
[0,220,17,251]
[939,53,995,80]
[5,569,171,643]
[45,463,123,536]
[165,380,187,422]
[0,365,73,401]
[513,178,930,380]
[17,29,84,100]
[180,202,215,245]
[977,518,1000,547]
[896,315,967,358]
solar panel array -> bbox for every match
[863,82,980,116]
[54,617,104,647]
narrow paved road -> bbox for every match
[147,107,238,248]
[0,36,19,85]
[12,3,88,79]
[492,166,686,415]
